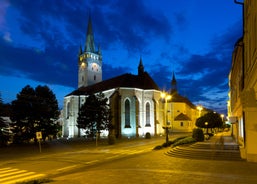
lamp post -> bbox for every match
[205,122,208,134]
[161,92,172,145]
[197,105,203,117]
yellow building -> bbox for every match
[228,0,257,162]
[165,73,198,133]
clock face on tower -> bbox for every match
[91,63,100,72]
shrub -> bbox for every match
[192,128,204,142]
[172,136,196,147]
[153,145,163,150]
[162,141,173,147]
[145,132,151,139]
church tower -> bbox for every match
[170,71,177,94]
[138,56,144,76]
[78,16,102,88]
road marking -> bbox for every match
[56,165,78,171]
[85,160,99,165]
[0,167,45,184]
[105,155,120,160]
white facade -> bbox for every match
[62,17,197,139]
[63,88,165,138]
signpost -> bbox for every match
[36,131,42,153]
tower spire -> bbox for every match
[138,56,144,76]
[85,16,95,53]
[171,71,177,94]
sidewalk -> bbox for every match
[208,131,239,149]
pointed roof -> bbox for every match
[171,71,177,93]
[174,113,192,121]
[79,44,82,55]
[138,56,144,76]
[171,71,176,85]
[66,72,160,96]
[85,16,95,53]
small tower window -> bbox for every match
[94,75,96,80]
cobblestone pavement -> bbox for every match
[52,132,257,184]
[52,148,257,184]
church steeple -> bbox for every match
[78,16,102,88]
[85,16,95,53]
[138,56,144,76]
[171,71,177,94]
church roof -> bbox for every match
[174,113,192,121]
[170,92,196,109]
[67,72,160,96]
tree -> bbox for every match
[195,111,223,132]
[34,85,60,140]
[0,93,11,146]
[10,85,60,143]
[77,92,112,138]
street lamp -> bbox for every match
[197,105,203,117]
[205,122,208,134]
[161,92,172,145]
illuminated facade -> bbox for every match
[228,0,257,162]
[62,17,197,138]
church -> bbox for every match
[62,17,198,138]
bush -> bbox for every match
[145,132,151,139]
[172,136,196,147]
[153,145,163,150]
[192,128,204,142]
[162,141,173,147]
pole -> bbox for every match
[38,139,41,153]
[165,98,169,144]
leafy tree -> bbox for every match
[0,93,11,146]
[195,111,223,131]
[77,92,112,138]
[10,85,59,143]
[11,85,36,143]
[34,85,60,140]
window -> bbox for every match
[94,75,96,80]
[66,102,70,119]
[180,122,184,127]
[125,99,131,128]
[145,102,151,127]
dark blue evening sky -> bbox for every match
[0,0,242,114]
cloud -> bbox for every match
[89,0,172,52]
[0,37,77,87]
[0,0,242,114]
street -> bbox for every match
[52,149,257,184]
[0,135,166,183]
[1,134,257,184]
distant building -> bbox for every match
[228,0,257,162]
[62,17,198,138]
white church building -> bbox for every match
[62,17,198,139]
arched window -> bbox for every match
[125,99,131,128]
[145,102,151,127]
[66,102,70,119]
